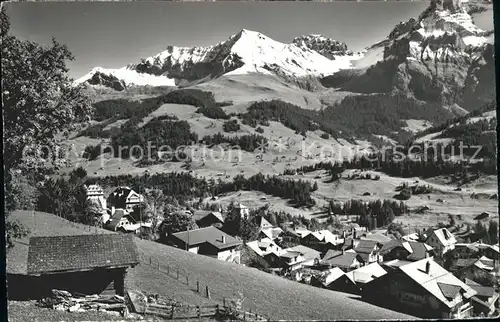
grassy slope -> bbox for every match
[304,169,499,230]
[7,211,413,320]
[134,238,413,320]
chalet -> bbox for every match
[311,267,358,294]
[453,256,498,285]
[451,243,481,259]
[425,228,457,257]
[292,226,313,238]
[26,234,139,298]
[84,184,107,210]
[477,243,500,262]
[279,245,321,271]
[354,240,382,264]
[232,203,250,219]
[379,240,434,262]
[362,258,477,318]
[105,209,140,233]
[323,251,364,272]
[301,230,344,252]
[168,227,242,264]
[465,279,499,316]
[281,229,301,244]
[195,211,224,229]
[258,227,284,241]
[342,237,360,251]
[346,262,387,293]
[108,186,145,212]
[360,232,392,245]
[254,216,273,230]
[246,238,284,257]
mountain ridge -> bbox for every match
[76,29,358,90]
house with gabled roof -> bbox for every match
[104,209,140,233]
[323,251,364,272]
[310,267,358,294]
[362,258,477,318]
[465,278,499,316]
[380,240,434,262]
[452,255,498,284]
[301,230,344,252]
[27,234,139,298]
[108,186,145,212]
[346,262,387,289]
[254,216,273,230]
[195,211,224,229]
[451,243,481,259]
[246,238,284,257]
[258,227,284,241]
[168,226,242,263]
[279,245,321,272]
[354,240,382,264]
[425,228,457,257]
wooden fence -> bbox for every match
[127,289,267,321]
[138,254,269,321]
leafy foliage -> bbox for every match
[201,133,268,152]
[111,118,198,159]
[223,119,241,132]
[159,211,198,236]
[2,9,92,170]
[2,8,92,248]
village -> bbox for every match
[18,182,497,320]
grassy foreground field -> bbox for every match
[7,210,414,320]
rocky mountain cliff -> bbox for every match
[321,0,494,111]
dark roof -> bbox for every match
[437,282,462,299]
[379,239,404,255]
[195,211,224,224]
[27,234,139,275]
[354,240,378,254]
[107,209,134,230]
[171,226,241,250]
[467,284,495,297]
[325,252,360,268]
[322,249,342,261]
[406,242,430,261]
[452,258,477,269]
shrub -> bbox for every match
[255,126,264,134]
[320,133,330,139]
[197,105,229,120]
[394,189,412,201]
[223,119,241,132]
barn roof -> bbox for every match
[27,234,139,275]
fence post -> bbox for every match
[243,311,246,322]
[216,304,219,316]
[197,305,200,319]
[158,261,160,270]
[150,257,152,265]
[196,281,200,293]
[223,297,226,308]
[171,303,175,320]
[205,285,210,299]
[167,265,170,275]
[177,268,179,279]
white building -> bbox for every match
[84,184,107,210]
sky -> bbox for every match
[5,1,429,79]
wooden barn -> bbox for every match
[26,234,140,298]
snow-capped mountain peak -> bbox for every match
[76,29,357,90]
